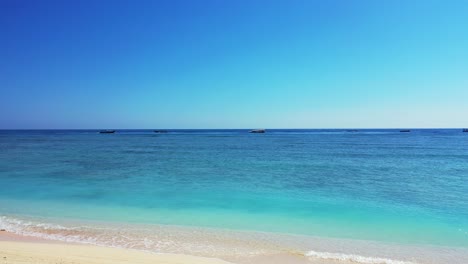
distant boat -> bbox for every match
[249,129,265,133]
[154,130,168,133]
[346,129,359,132]
[463,129,468,132]
[99,130,115,134]
[400,129,411,133]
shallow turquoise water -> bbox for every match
[0,129,467,248]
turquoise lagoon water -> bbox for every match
[0,129,467,263]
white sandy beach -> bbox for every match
[0,231,235,264]
[0,231,326,264]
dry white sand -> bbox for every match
[0,231,233,264]
[0,231,340,264]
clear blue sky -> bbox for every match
[1,0,467,128]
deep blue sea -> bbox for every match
[0,129,467,263]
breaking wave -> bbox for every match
[306,250,416,264]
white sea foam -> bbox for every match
[0,216,100,245]
[0,215,269,255]
[306,250,416,264]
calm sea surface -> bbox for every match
[0,129,467,263]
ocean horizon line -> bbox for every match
[0,127,466,130]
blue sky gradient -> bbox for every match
[1,0,467,128]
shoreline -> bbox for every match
[1,215,468,264]
[0,231,323,264]
[0,231,237,264]
[0,217,468,264]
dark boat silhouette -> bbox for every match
[154,130,168,133]
[463,129,468,132]
[249,129,265,133]
[346,129,359,132]
[99,130,115,134]
[400,129,411,133]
